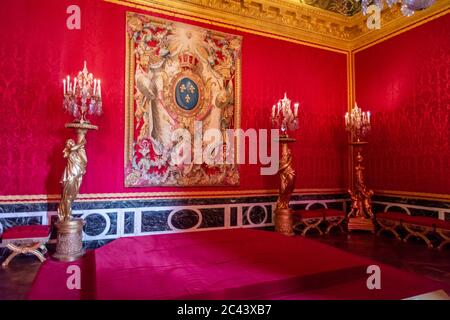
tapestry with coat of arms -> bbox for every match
[125,12,242,187]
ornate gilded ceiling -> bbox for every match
[109,0,449,51]
[301,0,361,16]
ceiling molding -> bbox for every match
[295,0,362,16]
[107,0,449,52]
[351,0,450,51]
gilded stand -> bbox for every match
[54,62,102,261]
[347,142,375,233]
[53,122,98,261]
[274,136,296,236]
[271,93,299,236]
[345,104,374,233]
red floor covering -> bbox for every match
[27,229,450,300]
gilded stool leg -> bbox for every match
[438,240,450,251]
[25,242,46,262]
[376,220,402,241]
[293,222,303,234]
[437,230,450,251]
[325,217,344,234]
[403,224,433,248]
[302,218,323,236]
[1,242,46,268]
[2,251,20,268]
[33,250,46,262]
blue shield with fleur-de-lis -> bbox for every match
[175,77,199,111]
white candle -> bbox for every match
[367,111,371,124]
[63,79,66,95]
[67,76,71,93]
[98,80,101,97]
[93,79,97,96]
[294,102,299,117]
[73,78,77,93]
[272,105,275,118]
[277,101,281,114]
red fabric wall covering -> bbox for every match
[0,0,347,196]
[355,13,450,195]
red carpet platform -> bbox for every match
[27,229,450,299]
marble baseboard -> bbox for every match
[372,195,450,221]
[2,192,447,258]
[0,193,347,257]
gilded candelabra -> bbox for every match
[271,93,299,236]
[53,62,101,262]
[345,103,375,233]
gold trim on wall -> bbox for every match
[374,190,450,202]
[124,34,135,167]
[2,188,449,204]
[0,188,346,204]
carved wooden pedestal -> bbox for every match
[53,218,85,262]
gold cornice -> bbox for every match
[106,0,449,52]
[107,0,356,52]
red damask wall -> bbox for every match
[0,0,348,196]
[355,13,450,195]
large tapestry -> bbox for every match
[125,13,242,187]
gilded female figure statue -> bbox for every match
[57,130,87,221]
[276,146,296,210]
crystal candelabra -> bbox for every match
[271,93,299,137]
[63,61,102,124]
[356,0,436,17]
[345,103,375,233]
[345,103,371,143]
